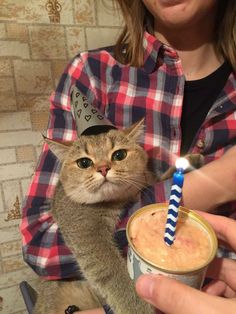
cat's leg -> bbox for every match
[160,153,204,181]
[56,280,103,311]
[83,254,154,314]
[184,153,205,170]
[33,280,58,314]
[33,279,103,314]
[103,270,154,314]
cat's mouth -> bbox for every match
[94,177,124,191]
[98,178,135,196]
[79,177,139,203]
[99,178,115,187]
[88,175,135,197]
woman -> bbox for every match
[20,0,236,313]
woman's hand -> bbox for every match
[136,212,236,314]
[197,211,236,298]
[136,274,236,314]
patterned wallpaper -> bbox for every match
[0,1,122,312]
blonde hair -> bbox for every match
[216,1,236,70]
[113,0,236,70]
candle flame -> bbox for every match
[175,157,189,171]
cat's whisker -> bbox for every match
[117,177,156,202]
[115,176,156,200]
[86,177,95,184]
[84,180,104,190]
[114,176,147,191]
[139,186,157,203]
[67,188,85,202]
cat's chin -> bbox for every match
[67,182,139,204]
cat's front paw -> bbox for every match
[135,300,155,314]
[184,153,204,171]
[126,296,155,314]
[160,153,204,181]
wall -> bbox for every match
[0,1,122,313]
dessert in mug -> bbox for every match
[130,209,211,271]
[126,204,217,289]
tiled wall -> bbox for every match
[0,1,122,313]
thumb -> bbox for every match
[136,274,217,314]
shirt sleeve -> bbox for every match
[20,55,92,279]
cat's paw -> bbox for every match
[184,153,204,171]
[160,153,204,181]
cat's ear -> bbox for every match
[43,136,73,161]
[124,118,145,142]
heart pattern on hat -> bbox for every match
[85,115,91,121]
[77,109,82,118]
[71,86,115,135]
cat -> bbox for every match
[33,120,203,314]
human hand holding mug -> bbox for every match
[136,212,236,314]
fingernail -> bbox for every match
[136,274,155,299]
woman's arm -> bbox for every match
[20,115,79,279]
[182,145,236,212]
[20,55,89,279]
[148,146,236,214]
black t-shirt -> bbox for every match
[180,61,232,155]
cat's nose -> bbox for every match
[97,165,110,177]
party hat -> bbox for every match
[70,85,116,136]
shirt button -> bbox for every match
[196,139,205,149]
[171,128,177,139]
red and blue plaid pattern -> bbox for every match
[20,32,236,279]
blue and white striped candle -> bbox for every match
[164,157,189,246]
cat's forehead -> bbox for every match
[74,131,128,150]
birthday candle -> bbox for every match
[164,157,189,246]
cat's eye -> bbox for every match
[76,158,93,169]
[111,149,127,161]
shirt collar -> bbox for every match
[143,31,180,73]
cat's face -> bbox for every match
[46,121,152,204]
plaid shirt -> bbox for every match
[20,32,236,279]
